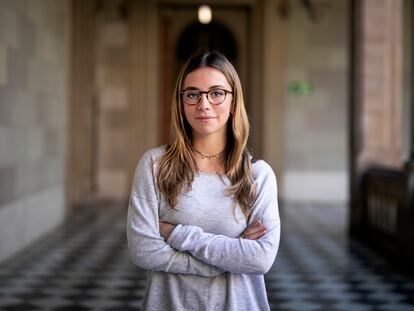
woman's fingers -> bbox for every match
[243,228,267,240]
[248,220,265,232]
[246,220,264,233]
[242,220,267,240]
[159,221,176,240]
[244,229,267,240]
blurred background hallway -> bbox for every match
[1,0,414,310]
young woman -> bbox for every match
[127,50,280,310]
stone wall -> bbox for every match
[0,0,68,262]
[283,0,349,204]
[95,11,130,200]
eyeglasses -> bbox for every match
[180,88,233,106]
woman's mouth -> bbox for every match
[195,116,215,122]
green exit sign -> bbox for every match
[288,81,314,96]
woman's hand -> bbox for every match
[241,220,267,240]
[160,220,266,241]
[159,221,176,240]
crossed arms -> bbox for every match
[126,152,280,277]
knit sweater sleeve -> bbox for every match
[167,161,280,274]
[127,148,223,277]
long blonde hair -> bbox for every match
[156,50,256,219]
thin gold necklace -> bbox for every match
[194,148,225,160]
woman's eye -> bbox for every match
[186,92,198,99]
[210,90,224,98]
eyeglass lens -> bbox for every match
[182,89,227,105]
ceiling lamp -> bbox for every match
[198,5,212,24]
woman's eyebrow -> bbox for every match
[182,85,228,90]
[209,85,227,89]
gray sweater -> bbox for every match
[127,146,280,311]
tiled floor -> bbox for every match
[0,202,414,310]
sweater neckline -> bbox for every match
[197,171,228,178]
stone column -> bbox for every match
[260,0,286,195]
[67,0,96,207]
[128,0,160,185]
[356,0,403,170]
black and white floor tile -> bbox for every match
[0,201,414,310]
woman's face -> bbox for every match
[182,67,233,141]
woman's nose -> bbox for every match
[196,94,210,110]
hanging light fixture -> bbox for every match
[198,4,212,24]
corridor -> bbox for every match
[0,203,413,311]
[1,0,414,309]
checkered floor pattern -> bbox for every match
[0,202,414,310]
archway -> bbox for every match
[176,21,238,72]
